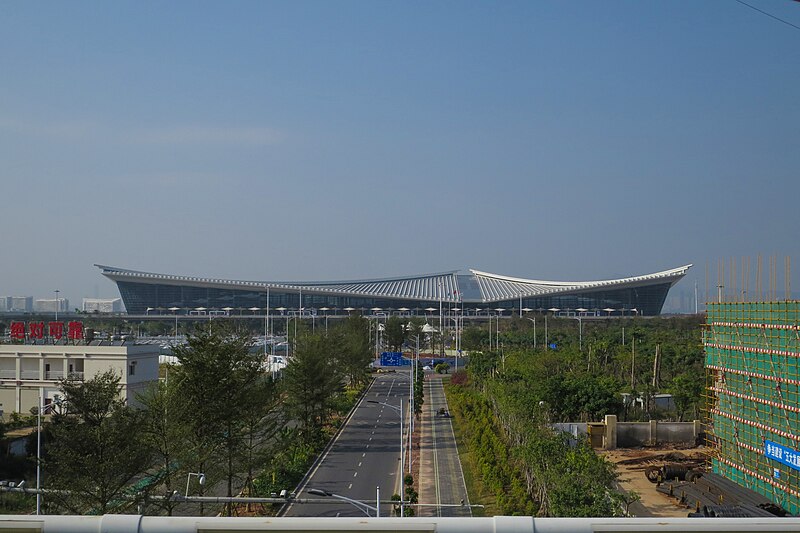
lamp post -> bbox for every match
[522,309,535,349]
[437,283,442,358]
[306,488,379,517]
[494,309,504,350]
[545,308,560,347]
[264,287,272,356]
[575,308,587,352]
[368,399,406,515]
[168,307,180,338]
[319,307,329,332]
[36,389,42,514]
[186,472,206,497]
[54,289,60,322]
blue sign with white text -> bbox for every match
[765,440,800,471]
[380,352,410,366]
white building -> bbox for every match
[82,298,123,313]
[0,343,159,414]
[34,298,70,314]
[1,296,33,313]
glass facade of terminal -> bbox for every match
[117,280,673,316]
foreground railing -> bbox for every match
[1,516,800,533]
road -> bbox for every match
[283,372,410,517]
[419,375,471,517]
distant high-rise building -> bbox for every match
[0,296,34,313]
[82,298,123,313]
[34,298,70,314]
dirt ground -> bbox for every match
[601,447,709,517]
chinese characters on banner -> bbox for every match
[765,440,800,471]
[9,321,84,341]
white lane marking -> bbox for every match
[336,512,341,517]
[353,472,358,478]
[369,437,373,441]
[284,377,378,516]
[431,378,442,517]
[348,484,352,490]
[362,452,366,457]
[358,462,362,467]
[371,430,375,435]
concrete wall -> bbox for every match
[610,416,700,449]
[552,416,701,449]
[617,421,654,447]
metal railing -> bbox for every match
[0,515,799,533]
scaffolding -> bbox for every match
[705,302,800,514]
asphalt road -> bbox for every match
[283,372,410,517]
[421,375,471,517]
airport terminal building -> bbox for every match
[97,264,691,317]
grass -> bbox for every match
[444,382,500,517]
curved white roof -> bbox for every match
[96,264,691,304]
[470,265,692,302]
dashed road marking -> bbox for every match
[353,472,358,478]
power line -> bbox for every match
[734,0,800,32]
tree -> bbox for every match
[136,380,190,516]
[283,331,344,444]
[45,371,151,514]
[669,372,704,421]
[434,362,450,374]
[406,317,427,353]
[338,314,373,388]
[384,316,407,352]
[238,375,283,501]
[171,325,264,514]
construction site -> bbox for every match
[604,256,800,518]
[704,300,800,515]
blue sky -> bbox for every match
[1,1,798,310]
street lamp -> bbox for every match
[522,309,535,349]
[319,308,329,332]
[546,308,560,347]
[169,307,180,338]
[36,390,42,514]
[368,399,405,515]
[54,289,60,322]
[186,472,205,497]
[575,308,588,351]
[306,488,379,517]
[494,308,504,350]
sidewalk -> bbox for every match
[417,374,471,517]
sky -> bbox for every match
[1,1,799,311]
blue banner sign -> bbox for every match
[380,352,410,366]
[765,440,800,471]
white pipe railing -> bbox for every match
[1,516,800,533]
